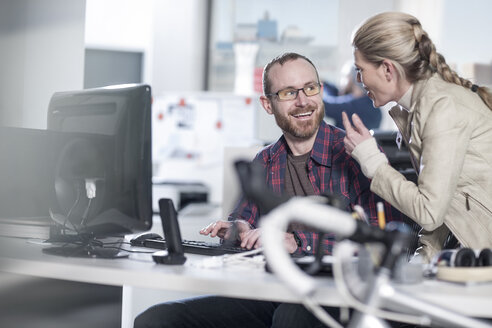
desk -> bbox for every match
[0,236,340,327]
[1,235,492,327]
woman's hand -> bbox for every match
[342,111,388,179]
[342,112,373,155]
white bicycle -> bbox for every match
[233,160,492,328]
[259,197,492,328]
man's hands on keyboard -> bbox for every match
[200,219,263,250]
[200,219,298,254]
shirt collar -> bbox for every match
[268,120,332,167]
[311,120,332,167]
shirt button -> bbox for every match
[306,245,312,251]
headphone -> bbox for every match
[436,248,492,267]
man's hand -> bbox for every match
[239,228,261,249]
[200,220,231,239]
[239,230,299,253]
[199,220,252,241]
[342,112,372,155]
[284,233,299,254]
[200,220,299,253]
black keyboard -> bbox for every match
[139,238,249,256]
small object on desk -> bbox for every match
[132,197,249,256]
[431,248,492,282]
[153,198,187,265]
[152,249,186,265]
[130,232,164,246]
[436,266,492,283]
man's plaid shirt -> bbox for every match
[229,121,404,256]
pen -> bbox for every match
[377,202,386,230]
[353,205,369,224]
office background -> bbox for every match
[1,1,492,327]
[2,0,492,204]
[2,0,492,130]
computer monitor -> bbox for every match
[46,84,153,238]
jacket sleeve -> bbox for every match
[371,96,471,231]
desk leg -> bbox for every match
[121,285,134,328]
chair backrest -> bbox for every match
[221,145,263,219]
[373,130,417,181]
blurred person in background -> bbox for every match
[323,61,382,130]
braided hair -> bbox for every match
[352,12,492,111]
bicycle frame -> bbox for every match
[259,197,492,328]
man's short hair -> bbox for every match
[262,52,320,96]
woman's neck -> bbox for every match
[395,79,413,103]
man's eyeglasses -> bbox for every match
[265,82,321,101]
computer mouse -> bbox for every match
[130,232,164,246]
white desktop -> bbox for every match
[1,203,492,328]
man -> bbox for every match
[201,52,400,256]
[134,53,404,328]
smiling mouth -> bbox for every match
[292,111,314,118]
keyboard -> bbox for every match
[138,238,250,256]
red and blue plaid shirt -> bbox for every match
[228,121,404,255]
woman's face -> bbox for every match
[353,49,397,108]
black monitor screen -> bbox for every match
[46,84,152,237]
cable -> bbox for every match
[102,241,156,254]
[80,178,97,227]
[80,197,93,227]
[63,180,83,233]
[100,245,155,254]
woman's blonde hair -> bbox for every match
[352,12,492,110]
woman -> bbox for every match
[342,12,492,262]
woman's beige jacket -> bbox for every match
[371,74,492,262]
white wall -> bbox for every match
[0,0,86,129]
[151,0,209,94]
[338,0,492,76]
[336,0,396,81]
[3,1,492,128]
[84,0,154,84]
[85,0,209,96]
[439,0,492,69]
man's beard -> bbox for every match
[272,103,324,139]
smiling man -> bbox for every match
[134,53,404,328]
[199,52,403,257]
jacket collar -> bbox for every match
[398,84,413,111]
[407,73,437,112]
[389,74,435,124]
